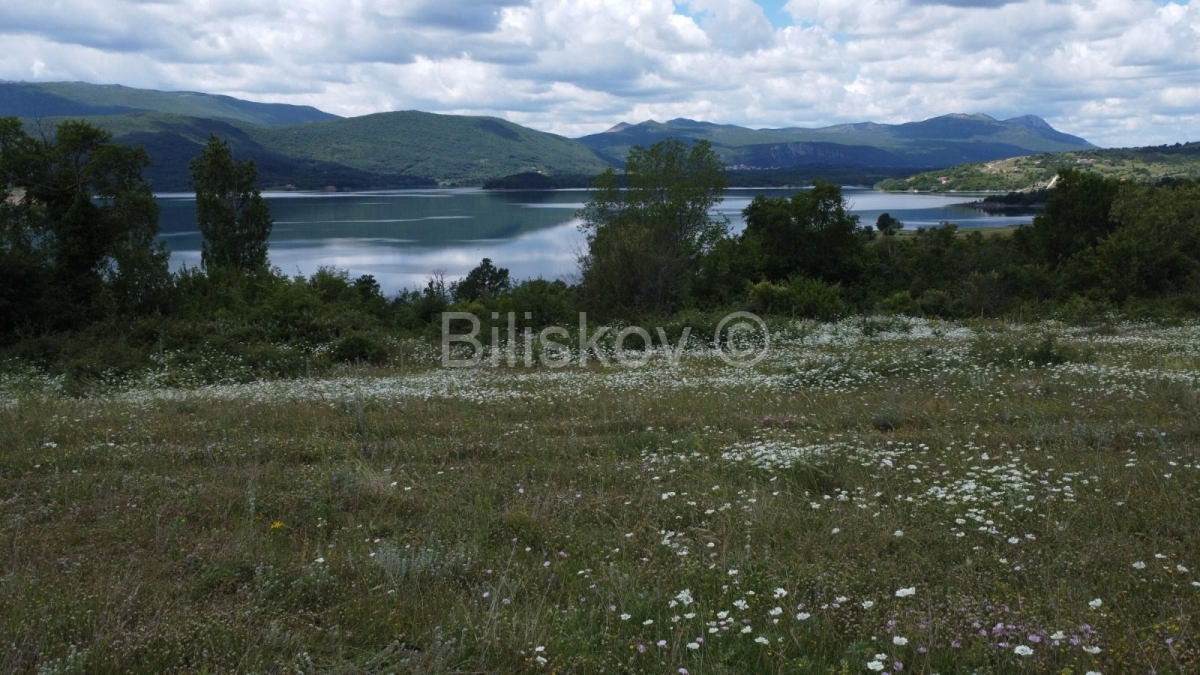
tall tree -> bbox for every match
[876,212,904,236]
[1019,168,1120,268]
[190,135,272,274]
[743,181,867,284]
[578,139,728,315]
[0,117,168,334]
[1070,181,1200,300]
[453,258,511,302]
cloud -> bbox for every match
[0,0,1196,147]
[908,0,1022,6]
[683,0,776,52]
[403,0,532,32]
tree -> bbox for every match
[693,234,765,308]
[0,117,169,334]
[1019,168,1119,268]
[190,134,272,274]
[876,212,904,236]
[743,181,866,284]
[452,258,511,302]
[579,139,728,315]
[1068,181,1200,300]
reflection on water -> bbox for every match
[158,187,1033,294]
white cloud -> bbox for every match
[683,0,776,52]
[0,0,1196,146]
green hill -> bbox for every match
[2,81,1119,190]
[0,80,338,126]
[876,142,1200,192]
[578,113,1094,171]
[22,112,434,191]
[245,111,612,185]
[2,82,611,189]
[22,108,613,190]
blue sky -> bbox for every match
[682,0,794,28]
[0,0,1197,147]
[751,0,795,28]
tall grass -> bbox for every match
[1,317,1197,673]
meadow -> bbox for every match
[1,316,1198,674]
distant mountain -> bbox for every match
[0,82,607,189]
[0,81,1102,189]
[577,113,1095,170]
[17,107,608,190]
[0,80,338,126]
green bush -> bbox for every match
[656,309,728,346]
[328,334,390,365]
[238,343,310,378]
[748,276,845,320]
[507,278,577,328]
[1053,294,1112,325]
[877,290,917,316]
[917,289,954,318]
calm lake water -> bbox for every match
[157,187,1033,294]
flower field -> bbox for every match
[2,317,1198,673]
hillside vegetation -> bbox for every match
[3,81,1114,189]
[12,109,611,190]
[579,113,1094,171]
[3,82,610,188]
[24,112,435,191]
[877,142,1200,192]
[246,111,612,186]
[0,80,337,126]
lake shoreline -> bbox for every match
[156,188,1036,294]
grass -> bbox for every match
[1,317,1198,673]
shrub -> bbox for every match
[748,276,845,320]
[507,278,577,328]
[646,308,739,349]
[328,334,390,365]
[877,290,917,316]
[1054,294,1112,325]
[917,289,954,318]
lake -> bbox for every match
[157,187,1033,294]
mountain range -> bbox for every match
[0,80,1096,190]
[578,115,1093,170]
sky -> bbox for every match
[1,0,1197,148]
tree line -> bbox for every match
[1,120,272,335]
[573,139,1199,322]
[2,121,1198,386]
